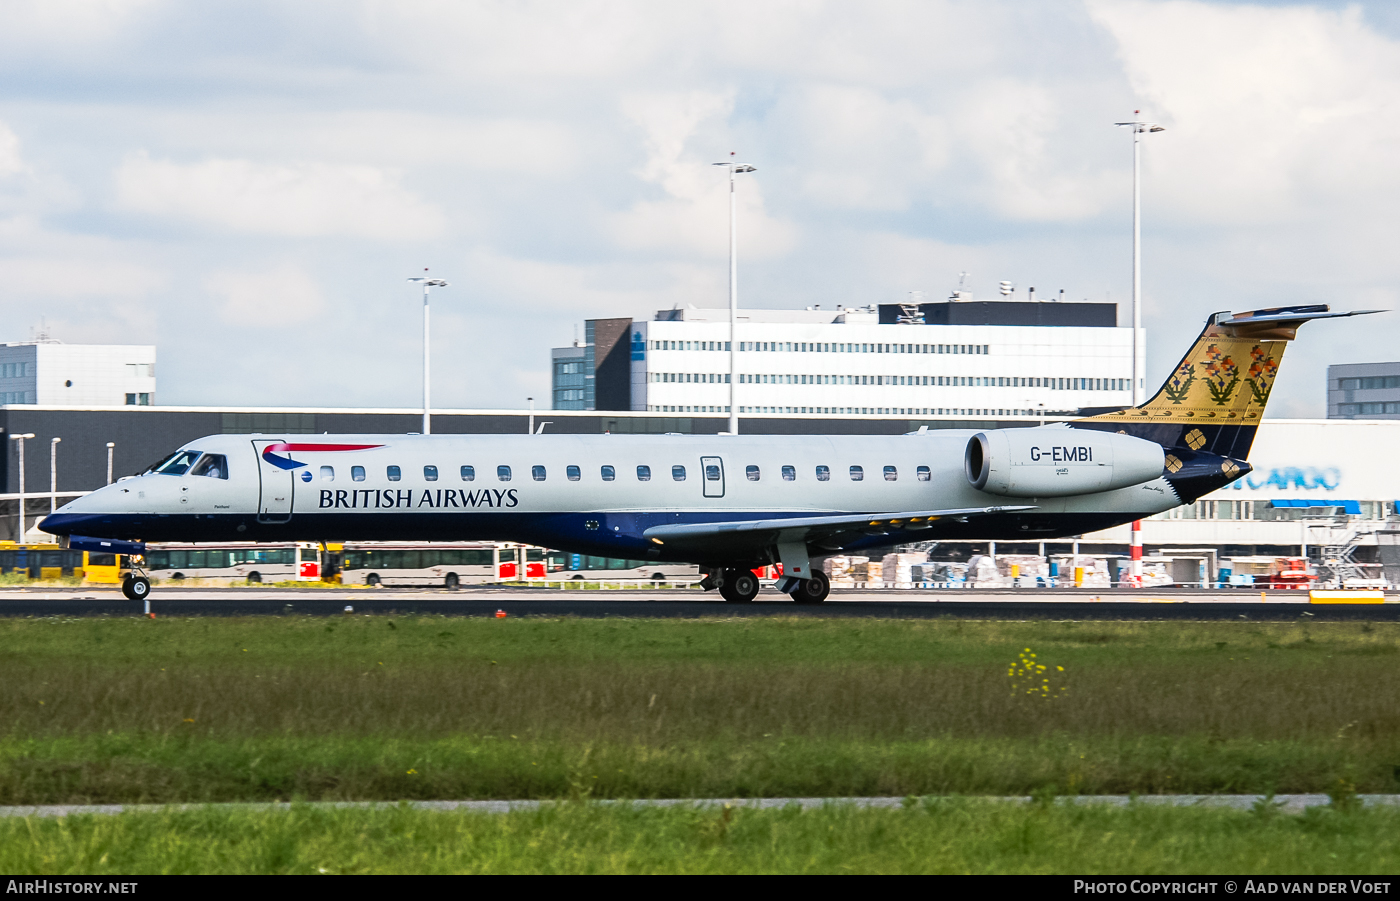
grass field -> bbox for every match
[3,614,1400,803]
[7,801,1400,874]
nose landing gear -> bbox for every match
[121,553,152,602]
[122,575,151,601]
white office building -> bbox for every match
[0,340,156,406]
[626,299,1134,417]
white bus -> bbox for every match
[544,551,699,583]
[143,542,322,583]
[339,542,529,588]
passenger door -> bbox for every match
[700,456,725,498]
[251,439,295,524]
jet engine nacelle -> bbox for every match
[965,428,1165,498]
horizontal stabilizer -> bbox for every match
[643,505,1033,549]
[1218,306,1384,328]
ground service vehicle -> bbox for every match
[340,542,521,588]
[0,543,122,582]
[142,542,321,582]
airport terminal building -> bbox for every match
[553,296,1139,418]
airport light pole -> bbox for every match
[527,397,534,436]
[10,433,33,541]
[1115,113,1164,407]
[106,442,115,486]
[1116,113,1164,587]
[49,437,60,515]
[407,273,449,435]
[713,153,756,435]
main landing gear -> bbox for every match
[784,570,830,605]
[700,568,829,604]
[717,568,760,604]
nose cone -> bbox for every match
[39,482,137,539]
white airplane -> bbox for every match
[42,305,1373,603]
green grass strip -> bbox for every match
[4,801,1400,874]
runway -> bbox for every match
[0,586,1397,620]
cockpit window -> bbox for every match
[142,451,181,475]
[154,450,201,476]
[190,454,228,480]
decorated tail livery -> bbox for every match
[1072,304,1379,502]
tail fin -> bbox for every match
[1074,305,1379,460]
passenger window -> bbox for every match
[746,465,760,481]
[781,465,796,481]
[705,464,721,481]
[351,465,366,482]
[533,465,547,481]
[189,454,228,480]
[387,465,402,482]
[461,465,475,481]
[917,465,931,482]
[567,465,581,481]
[815,465,830,482]
[498,465,512,481]
[637,465,651,481]
[424,465,438,481]
[320,465,335,482]
[672,465,686,481]
[602,465,616,481]
[850,465,864,481]
[884,465,898,481]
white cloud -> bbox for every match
[611,91,798,259]
[206,263,326,325]
[775,84,949,211]
[0,123,23,178]
[1089,0,1400,225]
[0,0,1396,414]
[113,153,446,239]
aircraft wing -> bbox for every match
[642,505,1033,553]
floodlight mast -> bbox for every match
[9,433,34,541]
[407,273,449,435]
[713,153,756,435]
[1114,113,1165,586]
[1114,113,1165,407]
[49,437,60,515]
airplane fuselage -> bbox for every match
[43,430,1183,568]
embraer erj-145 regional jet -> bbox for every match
[41,305,1374,604]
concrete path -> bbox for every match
[1,795,1394,818]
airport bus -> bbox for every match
[0,542,124,583]
[338,543,700,587]
[339,542,528,588]
[142,542,322,582]
[543,551,700,583]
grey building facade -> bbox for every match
[550,318,634,411]
[1327,362,1400,419]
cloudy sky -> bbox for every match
[0,0,1396,416]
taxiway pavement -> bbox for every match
[0,585,1395,620]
